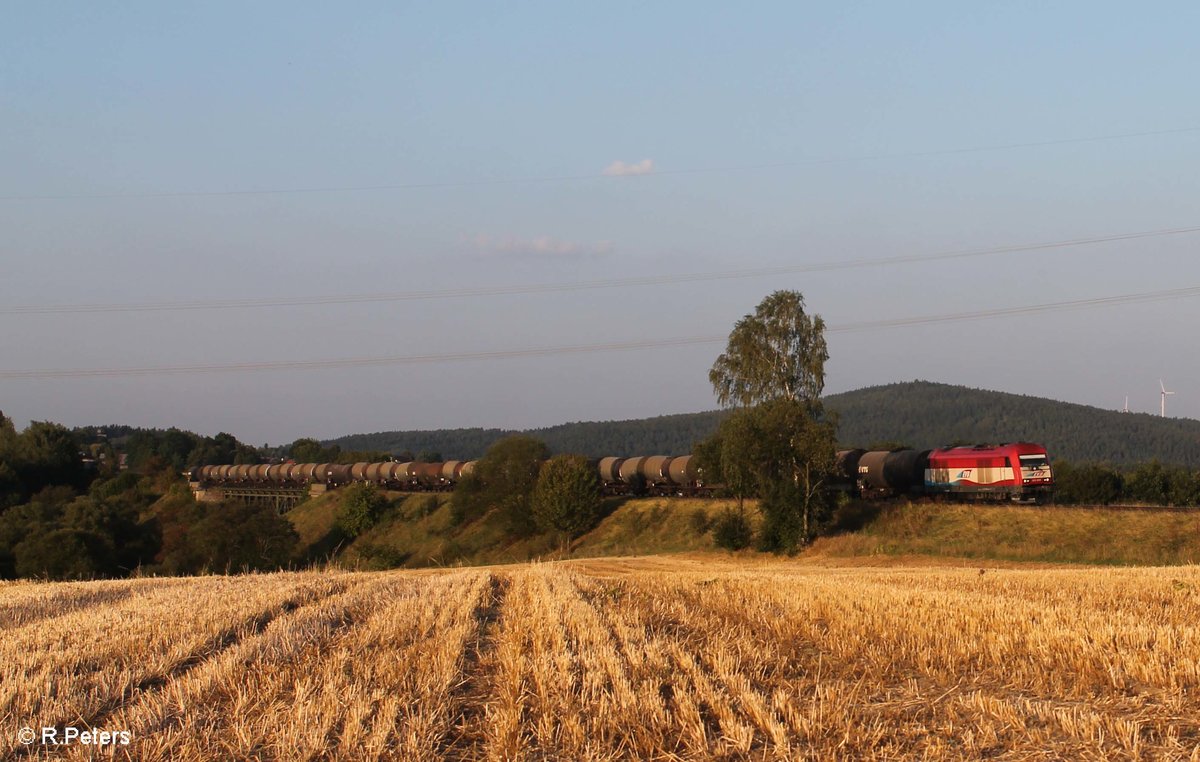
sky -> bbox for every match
[3,2,1199,445]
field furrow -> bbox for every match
[439,572,510,761]
[61,572,496,761]
[1,572,352,758]
[6,559,1199,760]
[0,578,187,629]
[601,566,1200,759]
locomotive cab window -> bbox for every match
[1019,455,1051,481]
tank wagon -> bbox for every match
[189,453,708,496]
[840,442,1053,502]
[597,454,704,495]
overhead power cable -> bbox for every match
[5,224,1198,316]
[2,126,1197,202]
[4,284,1199,380]
[828,285,1200,331]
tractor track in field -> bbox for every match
[439,572,511,761]
[7,579,353,760]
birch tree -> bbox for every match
[708,291,836,548]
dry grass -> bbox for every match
[814,500,1200,566]
[3,559,1200,760]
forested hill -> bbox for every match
[327,411,727,462]
[327,381,1200,467]
[827,381,1200,465]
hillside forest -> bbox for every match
[330,381,1200,467]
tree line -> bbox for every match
[1051,460,1200,506]
[0,415,298,580]
[326,413,728,462]
[0,412,609,580]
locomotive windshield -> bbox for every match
[1019,454,1050,473]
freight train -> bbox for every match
[189,442,1053,502]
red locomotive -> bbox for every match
[842,442,1054,502]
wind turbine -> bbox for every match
[1160,379,1175,418]
[1123,396,1130,414]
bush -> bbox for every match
[756,479,834,553]
[1125,461,1170,504]
[450,472,487,525]
[337,483,388,537]
[688,507,712,535]
[187,501,298,573]
[14,528,115,580]
[713,508,753,551]
[532,455,601,539]
[352,542,411,570]
[1053,461,1123,504]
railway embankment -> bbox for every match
[813,501,1200,566]
[287,491,1200,570]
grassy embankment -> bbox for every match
[287,492,734,569]
[815,501,1200,566]
[288,491,1200,569]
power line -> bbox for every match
[5,224,1198,316]
[2,126,1197,202]
[829,285,1200,331]
[5,284,1199,380]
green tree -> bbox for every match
[333,449,389,464]
[712,507,753,550]
[1125,461,1169,504]
[691,434,725,488]
[0,480,161,579]
[187,501,298,572]
[1051,461,1123,505]
[14,421,89,497]
[64,494,159,573]
[0,495,62,578]
[14,528,115,580]
[151,486,208,575]
[717,413,760,509]
[715,400,837,550]
[708,291,837,549]
[0,460,22,510]
[124,428,198,471]
[532,454,601,542]
[451,435,549,536]
[289,437,332,463]
[709,290,828,408]
[450,471,487,525]
[0,413,21,507]
[1166,468,1200,506]
[337,483,388,537]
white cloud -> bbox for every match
[464,233,614,257]
[602,158,655,176]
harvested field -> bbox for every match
[3,558,1199,760]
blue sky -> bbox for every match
[3,2,1199,444]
